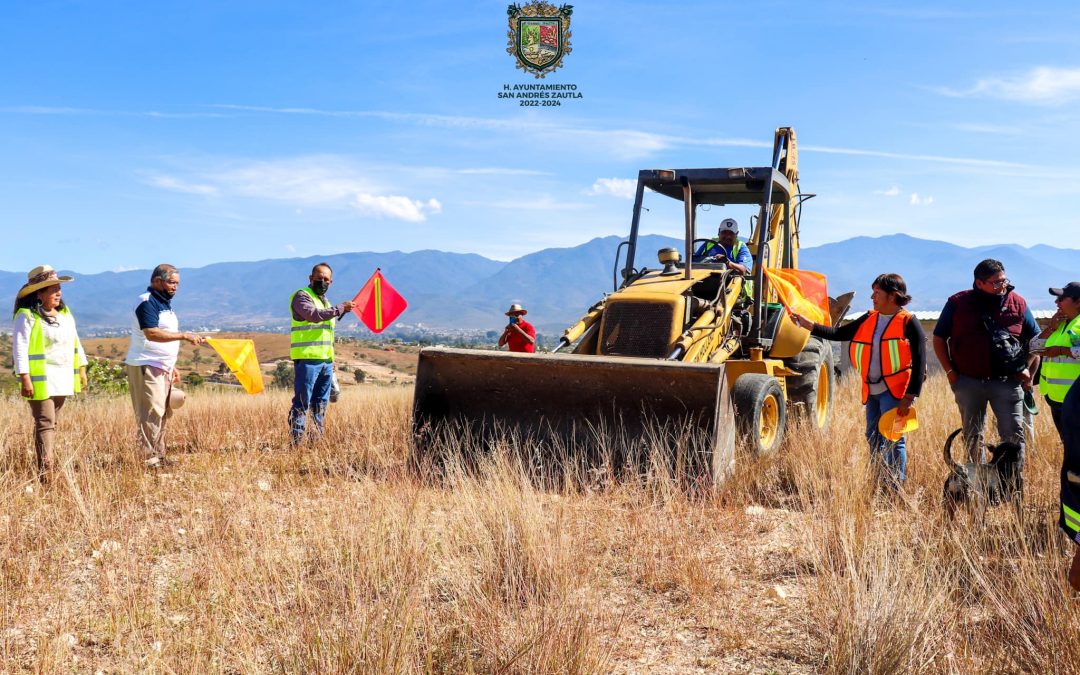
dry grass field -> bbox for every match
[2,371,1079,673]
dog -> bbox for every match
[942,428,1023,519]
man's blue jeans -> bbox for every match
[289,360,333,445]
[865,389,906,485]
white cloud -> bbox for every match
[145,174,218,196]
[875,185,901,197]
[0,105,226,118]
[145,157,441,222]
[203,104,1059,172]
[111,265,139,273]
[283,243,296,253]
[352,195,442,222]
[208,158,378,204]
[586,178,636,199]
[940,66,1080,104]
[803,143,1030,170]
[910,193,934,206]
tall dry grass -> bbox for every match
[1,373,1078,673]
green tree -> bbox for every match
[184,372,204,387]
[353,368,366,383]
[85,358,128,395]
[272,361,294,389]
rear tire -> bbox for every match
[731,374,786,457]
[785,337,834,432]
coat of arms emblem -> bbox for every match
[506,2,573,79]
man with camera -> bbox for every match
[498,303,536,353]
[933,259,1040,465]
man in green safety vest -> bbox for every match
[694,217,752,276]
[288,262,354,445]
[1034,282,1080,432]
[1031,282,1080,590]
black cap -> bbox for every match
[1049,282,1080,300]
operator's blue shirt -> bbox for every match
[694,238,753,269]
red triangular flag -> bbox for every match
[353,268,407,333]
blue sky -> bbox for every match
[3,1,1080,273]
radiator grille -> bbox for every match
[599,302,675,357]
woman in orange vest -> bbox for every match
[791,273,926,488]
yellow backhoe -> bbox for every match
[412,127,839,482]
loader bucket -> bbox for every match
[412,347,735,484]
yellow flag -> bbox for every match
[206,338,264,395]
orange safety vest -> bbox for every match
[848,310,913,403]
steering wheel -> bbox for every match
[691,239,728,263]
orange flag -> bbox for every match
[763,268,831,327]
[206,338,264,394]
[353,268,407,334]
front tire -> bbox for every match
[731,374,786,457]
[785,337,834,432]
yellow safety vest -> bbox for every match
[15,307,84,400]
[699,238,753,298]
[289,288,335,360]
[1040,315,1080,403]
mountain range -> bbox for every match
[1,234,1074,334]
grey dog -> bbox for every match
[942,428,1023,518]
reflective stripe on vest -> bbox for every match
[289,288,335,360]
[16,307,83,400]
[1064,503,1080,534]
[702,238,744,259]
[847,310,913,404]
[1040,315,1080,403]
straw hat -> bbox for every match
[505,303,527,316]
[17,265,73,300]
[167,388,186,411]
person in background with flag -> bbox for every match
[12,265,87,481]
[498,303,536,353]
[288,262,354,445]
[790,273,926,489]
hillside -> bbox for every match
[1,235,1074,333]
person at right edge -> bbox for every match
[1029,282,1080,591]
[932,259,1039,488]
[790,273,925,490]
[288,262,353,446]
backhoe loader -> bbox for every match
[412,127,837,482]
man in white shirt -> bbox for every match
[124,263,204,467]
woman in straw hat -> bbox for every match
[11,265,87,479]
